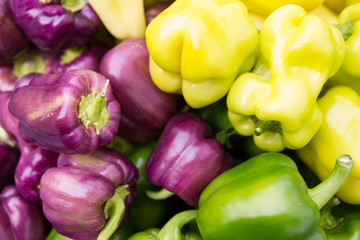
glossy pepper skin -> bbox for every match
[145,0,259,108]
[297,86,360,204]
[197,152,352,240]
[9,0,99,51]
[15,146,59,204]
[227,4,345,152]
[0,63,17,92]
[100,38,179,142]
[41,147,138,240]
[0,0,28,62]
[8,69,121,154]
[145,113,233,206]
[0,184,47,240]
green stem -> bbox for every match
[146,188,175,200]
[13,50,46,78]
[320,197,343,230]
[157,210,198,240]
[308,154,353,209]
[215,125,237,148]
[60,46,86,65]
[78,80,110,135]
[97,185,130,240]
[336,20,356,41]
[61,0,86,12]
[250,116,282,136]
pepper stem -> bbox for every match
[157,210,198,240]
[78,80,110,135]
[250,116,282,136]
[60,46,86,65]
[0,126,16,147]
[308,154,353,209]
[61,0,86,12]
[336,20,356,41]
[320,197,343,230]
[146,188,175,200]
[97,185,130,240]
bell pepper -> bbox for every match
[40,147,138,240]
[145,113,233,206]
[145,0,259,108]
[14,146,59,204]
[240,0,325,16]
[0,0,28,62]
[197,152,353,240]
[88,0,146,39]
[1,184,47,240]
[8,69,121,154]
[227,4,345,152]
[325,0,346,13]
[9,0,99,51]
[100,38,179,142]
[297,85,360,204]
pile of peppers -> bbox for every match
[1,0,360,239]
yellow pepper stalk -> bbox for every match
[227,4,345,152]
[145,0,259,108]
[240,0,325,16]
[297,86,360,204]
[88,0,146,39]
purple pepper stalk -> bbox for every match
[145,112,233,206]
[100,38,179,142]
[8,69,121,154]
[9,0,99,51]
[40,147,139,240]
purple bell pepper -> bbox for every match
[8,69,121,154]
[41,147,139,240]
[0,0,28,62]
[0,184,47,240]
[145,112,233,206]
[100,38,179,142]
[13,45,104,78]
[0,144,20,189]
[0,63,17,92]
[15,146,59,204]
[9,0,99,51]
[0,91,56,204]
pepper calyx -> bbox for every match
[61,0,86,12]
[78,80,110,135]
[60,46,86,65]
[336,20,356,41]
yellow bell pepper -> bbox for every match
[227,4,345,152]
[327,3,360,93]
[240,0,325,16]
[145,0,259,108]
[88,0,146,39]
[297,86,360,204]
[324,0,346,13]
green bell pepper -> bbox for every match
[196,152,353,240]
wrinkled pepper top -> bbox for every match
[297,86,360,205]
[227,4,345,152]
[145,0,259,108]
